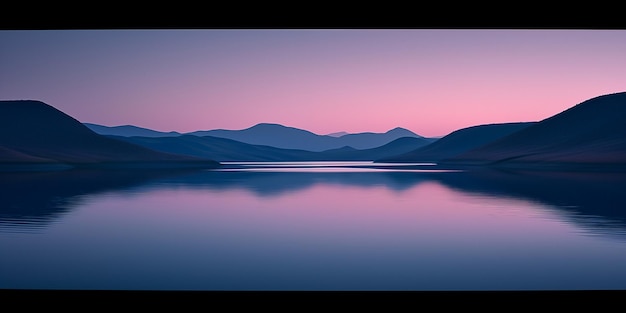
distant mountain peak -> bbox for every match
[245,123,300,131]
[252,122,285,127]
[386,127,418,136]
[389,127,407,131]
[243,123,316,134]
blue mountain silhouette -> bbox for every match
[186,123,432,151]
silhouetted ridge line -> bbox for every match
[441,91,626,170]
[0,100,219,171]
[83,123,182,137]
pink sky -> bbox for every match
[1,29,625,137]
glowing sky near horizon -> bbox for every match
[1,29,625,137]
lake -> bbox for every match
[2,161,626,291]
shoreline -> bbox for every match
[0,161,221,172]
[3,159,626,174]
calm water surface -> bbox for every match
[2,161,626,291]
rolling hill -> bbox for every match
[442,92,626,169]
[0,100,220,170]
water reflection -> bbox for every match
[428,168,626,239]
[2,163,626,240]
[0,169,200,232]
[156,170,431,196]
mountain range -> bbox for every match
[189,123,429,151]
[86,122,436,152]
[2,91,625,172]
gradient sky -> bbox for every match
[1,29,625,137]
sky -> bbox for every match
[1,29,625,138]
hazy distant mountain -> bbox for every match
[186,123,432,151]
[326,131,349,137]
[0,100,219,170]
[442,92,626,169]
[113,134,432,162]
[83,123,182,137]
[188,123,329,151]
[377,122,536,163]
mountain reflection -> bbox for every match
[2,166,626,239]
[0,169,199,232]
[429,168,626,239]
[155,170,431,196]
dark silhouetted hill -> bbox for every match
[83,123,182,137]
[0,100,219,170]
[186,123,432,151]
[377,122,536,163]
[442,92,626,169]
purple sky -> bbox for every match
[1,29,625,137]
